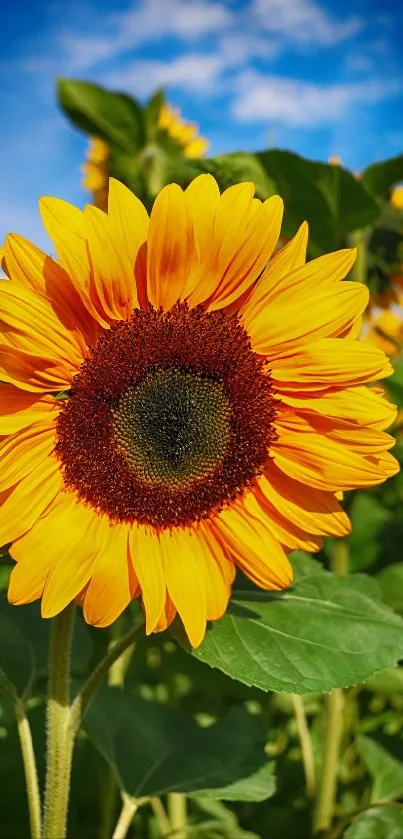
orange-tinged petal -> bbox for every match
[84,204,139,319]
[0,457,62,546]
[108,178,149,268]
[258,463,350,537]
[147,183,194,311]
[83,522,139,627]
[0,386,60,434]
[271,339,392,390]
[0,280,84,372]
[281,385,397,430]
[0,346,72,393]
[0,422,57,490]
[4,234,99,346]
[129,526,166,633]
[212,497,293,590]
[207,195,284,311]
[273,411,395,490]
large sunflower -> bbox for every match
[0,176,398,646]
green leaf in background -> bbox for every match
[194,761,275,802]
[377,564,403,614]
[191,573,403,694]
[203,153,277,199]
[145,88,166,139]
[356,735,403,802]
[348,493,390,572]
[256,150,380,255]
[57,79,145,151]
[0,613,33,698]
[193,798,261,839]
[84,687,267,797]
[361,155,403,199]
[365,666,403,696]
[345,807,403,839]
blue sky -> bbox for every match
[1,0,402,251]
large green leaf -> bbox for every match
[195,761,275,801]
[362,155,403,198]
[191,574,403,694]
[256,150,380,255]
[348,493,390,572]
[57,79,145,151]
[84,687,267,797]
[356,736,403,801]
[377,565,403,614]
[345,807,403,839]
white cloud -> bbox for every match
[106,52,226,95]
[252,0,362,46]
[232,72,403,127]
[59,0,232,71]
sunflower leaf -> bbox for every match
[361,154,403,199]
[356,736,403,802]
[57,79,145,151]
[83,687,268,797]
[256,150,380,255]
[190,573,403,694]
[344,807,403,839]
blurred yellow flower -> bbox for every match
[82,137,109,211]
[391,185,403,211]
[364,309,403,356]
[158,103,209,158]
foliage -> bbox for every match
[1,78,403,839]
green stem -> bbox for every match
[291,694,316,798]
[313,539,349,834]
[313,689,345,834]
[111,794,138,839]
[150,797,172,837]
[168,793,187,839]
[15,699,42,839]
[42,603,76,839]
[71,622,144,734]
[349,229,368,285]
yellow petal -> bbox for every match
[0,386,60,434]
[281,385,397,431]
[0,457,62,546]
[159,527,209,648]
[129,525,166,633]
[84,204,139,319]
[147,183,194,311]
[83,522,139,627]
[0,423,57,490]
[244,277,368,356]
[271,338,392,389]
[212,497,293,590]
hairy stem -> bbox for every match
[291,694,316,798]
[15,699,42,839]
[42,603,76,839]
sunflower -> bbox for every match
[158,103,209,158]
[0,176,398,646]
[391,185,403,211]
[82,137,110,212]
[364,308,403,356]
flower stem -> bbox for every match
[168,793,187,839]
[291,694,316,799]
[313,539,348,834]
[42,603,76,839]
[349,229,368,286]
[111,794,138,839]
[15,699,42,839]
[150,797,172,837]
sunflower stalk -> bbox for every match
[42,603,76,839]
[313,539,348,834]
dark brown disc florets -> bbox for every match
[56,304,277,527]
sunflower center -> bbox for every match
[114,368,231,487]
[56,303,277,527]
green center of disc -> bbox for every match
[113,367,232,487]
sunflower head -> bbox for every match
[0,175,398,646]
[158,102,209,158]
[82,137,109,211]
